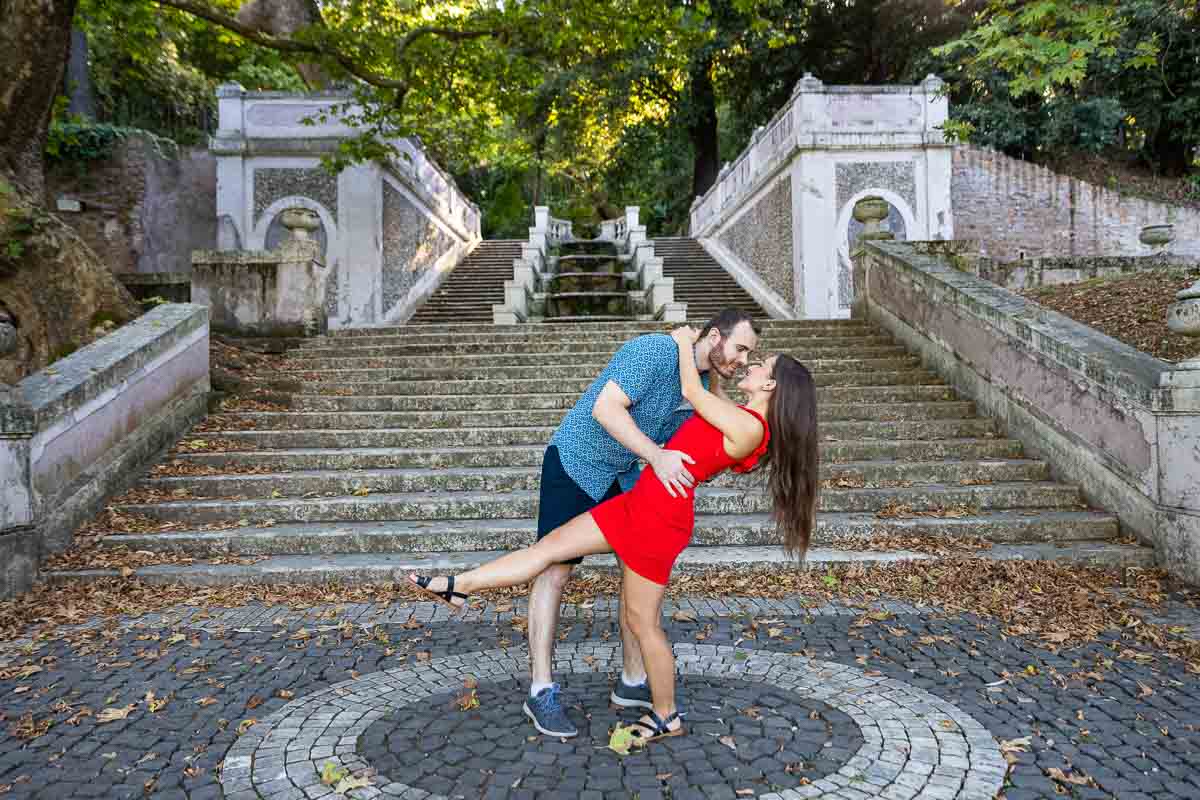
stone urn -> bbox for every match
[853,196,893,243]
[1167,278,1200,369]
[280,207,321,241]
[1140,224,1175,248]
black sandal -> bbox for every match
[409,574,469,613]
[629,709,686,743]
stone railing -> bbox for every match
[0,304,210,598]
[852,237,1200,583]
[547,215,573,245]
[192,207,328,336]
[493,206,685,324]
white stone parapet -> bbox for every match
[211,83,481,329]
[688,74,954,319]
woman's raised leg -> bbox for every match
[409,511,612,602]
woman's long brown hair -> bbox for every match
[761,355,819,558]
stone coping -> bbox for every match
[3,304,208,434]
[116,272,191,286]
[192,249,284,265]
[863,240,1186,411]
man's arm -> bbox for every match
[592,380,695,498]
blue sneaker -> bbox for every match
[610,678,653,709]
[523,684,578,738]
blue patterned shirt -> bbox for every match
[549,333,709,501]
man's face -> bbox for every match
[706,321,759,379]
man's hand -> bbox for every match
[671,325,700,347]
[651,448,696,498]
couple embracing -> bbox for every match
[410,308,819,744]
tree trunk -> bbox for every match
[66,28,97,120]
[1151,118,1192,177]
[688,55,719,199]
[0,0,79,197]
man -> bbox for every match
[523,308,760,737]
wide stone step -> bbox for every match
[281,357,923,382]
[142,458,1049,498]
[48,539,1152,586]
[95,508,1112,557]
[167,438,1025,471]
[192,419,996,449]
[288,385,960,412]
[115,481,1082,524]
[293,333,894,352]
[287,344,910,366]
[325,319,868,337]
[207,401,976,430]
[292,339,901,359]
[300,370,943,396]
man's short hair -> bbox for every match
[698,308,760,340]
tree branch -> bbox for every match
[395,26,498,61]
[149,0,501,93]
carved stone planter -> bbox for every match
[1140,224,1175,247]
[280,207,321,240]
[1168,278,1200,368]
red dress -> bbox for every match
[590,406,770,585]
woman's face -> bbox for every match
[736,354,778,394]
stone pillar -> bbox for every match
[339,162,383,324]
[0,388,38,598]
[534,206,550,232]
[921,75,954,241]
[213,83,249,251]
[850,197,893,319]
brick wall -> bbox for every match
[952,146,1200,261]
[46,134,216,275]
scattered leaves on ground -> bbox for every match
[1022,268,1200,362]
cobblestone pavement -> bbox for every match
[0,597,1198,799]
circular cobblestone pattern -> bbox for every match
[358,673,864,798]
[221,642,1007,800]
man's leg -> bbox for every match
[528,563,571,688]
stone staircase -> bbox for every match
[50,319,1152,586]
[654,237,765,321]
[407,239,525,325]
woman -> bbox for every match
[409,325,819,742]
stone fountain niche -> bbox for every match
[542,240,632,321]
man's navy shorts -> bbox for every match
[537,446,622,565]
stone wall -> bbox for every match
[381,181,457,314]
[853,240,1200,584]
[0,304,210,598]
[952,146,1200,261]
[46,134,216,275]
[716,176,795,306]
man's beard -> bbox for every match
[708,340,737,378]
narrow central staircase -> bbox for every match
[408,239,524,325]
[51,317,1151,586]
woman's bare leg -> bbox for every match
[409,512,612,599]
[621,565,680,731]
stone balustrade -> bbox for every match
[853,238,1200,583]
[0,304,210,598]
[192,208,328,336]
[493,206,684,324]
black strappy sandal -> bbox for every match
[629,709,686,743]
[409,574,469,613]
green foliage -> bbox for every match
[45,120,132,164]
[936,0,1200,173]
